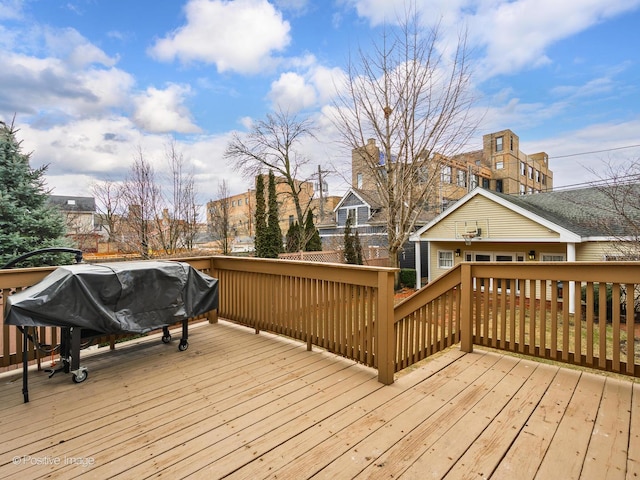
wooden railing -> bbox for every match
[395,262,640,377]
[0,256,398,384]
[2,258,639,383]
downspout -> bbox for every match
[567,243,576,314]
[414,239,421,288]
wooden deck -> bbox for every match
[0,320,638,479]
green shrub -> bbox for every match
[399,269,416,288]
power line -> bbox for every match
[550,144,640,159]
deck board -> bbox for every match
[0,319,637,479]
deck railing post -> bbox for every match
[377,270,396,385]
[460,263,473,353]
[208,256,219,324]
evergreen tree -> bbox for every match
[254,174,267,257]
[354,231,363,265]
[265,170,283,258]
[0,121,69,267]
[304,210,322,251]
[343,215,358,264]
[285,221,302,253]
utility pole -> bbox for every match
[317,164,325,219]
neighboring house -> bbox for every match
[317,188,429,269]
[48,195,100,252]
[410,184,640,287]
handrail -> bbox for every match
[1,248,83,269]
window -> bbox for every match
[346,208,357,225]
[471,174,479,189]
[440,165,452,183]
[520,161,526,176]
[496,136,503,152]
[541,174,547,186]
[528,165,533,179]
[438,251,454,269]
[482,178,490,188]
[457,169,467,186]
[510,135,514,151]
[535,170,540,182]
[541,254,565,262]
[496,161,504,170]
[357,172,363,189]
[495,179,503,193]
[519,184,525,195]
[67,199,76,205]
[245,198,249,205]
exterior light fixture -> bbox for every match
[528,250,536,260]
[455,248,461,257]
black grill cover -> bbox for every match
[4,261,219,334]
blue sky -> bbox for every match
[1,0,640,205]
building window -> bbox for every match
[510,135,514,151]
[357,172,363,189]
[528,165,533,179]
[440,165,452,183]
[482,177,490,189]
[346,208,357,225]
[542,174,547,186]
[495,179,503,193]
[542,254,565,262]
[457,169,467,186]
[245,198,249,205]
[496,136,503,152]
[66,199,76,206]
[471,174,479,189]
[519,184,525,195]
[520,161,526,176]
[496,161,504,169]
[438,250,454,269]
[535,170,540,182]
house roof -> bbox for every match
[411,183,640,241]
[48,195,96,213]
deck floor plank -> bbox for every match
[0,319,636,480]
[440,362,559,480]
[534,372,606,479]
[581,376,633,480]
[490,367,581,479]
[381,357,537,479]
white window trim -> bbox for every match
[438,250,454,269]
[541,253,566,262]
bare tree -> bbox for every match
[121,148,161,258]
[209,179,232,255]
[224,108,317,250]
[91,179,123,244]
[331,8,478,279]
[587,158,640,258]
[155,140,199,254]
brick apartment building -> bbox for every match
[206,174,340,252]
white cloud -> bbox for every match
[467,0,640,78]
[149,0,291,74]
[268,72,317,111]
[344,0,640,80]
[43,27,118,69]
[523,118,640,187]
[0,0,24,20]
[132,84,201,134]
[267,63,346,112]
